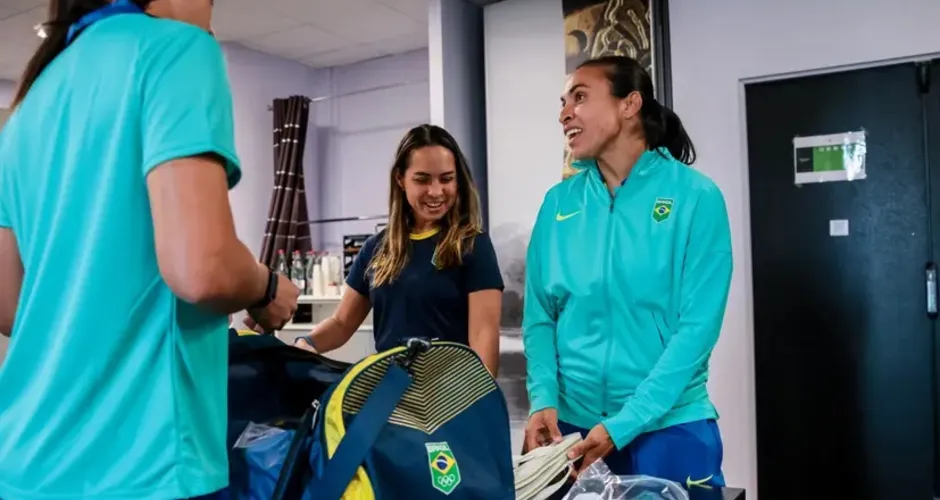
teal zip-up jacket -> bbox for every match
[523,148,733,450]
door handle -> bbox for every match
[927,262,938,318]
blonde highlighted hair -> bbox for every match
[369,124,483,287]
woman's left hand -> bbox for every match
[567,424,615,477]
[293,336,317,353]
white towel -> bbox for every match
[513,433,583,500]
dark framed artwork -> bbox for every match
[561,0,673,178]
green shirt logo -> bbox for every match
[652,197,674,223]
[426,442,461,495]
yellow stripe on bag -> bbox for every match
[324,346,407,499]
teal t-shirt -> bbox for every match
[0,14,241,500]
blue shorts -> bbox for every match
[558,419,725,489]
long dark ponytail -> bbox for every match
[577,55,696,165]
[11,0,152,108]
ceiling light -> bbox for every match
[34,23,47,39]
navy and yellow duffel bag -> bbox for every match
[289,338,516,500]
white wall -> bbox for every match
[429,0,489,225]
[222,43,326,254]
[484,0,940,497]
[0,79,13,106]
[312,49,430,250]
[484,0,565,329]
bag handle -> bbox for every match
[306,339,428,500]
[270,401,320,500]
[305,363,412,500]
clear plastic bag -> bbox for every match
[233,422,286,450]
[562,460,689,500]
[229,422,295,499]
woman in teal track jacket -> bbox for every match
[522,55,734,490]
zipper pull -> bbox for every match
[310,399,321,429]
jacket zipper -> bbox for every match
[600,186,617,418]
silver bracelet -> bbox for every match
[296,336,319,353]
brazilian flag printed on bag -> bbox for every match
[295,339,516,500]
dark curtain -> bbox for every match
[259,96,312,268]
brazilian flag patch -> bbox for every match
[426,442,461,495]
[652,197,674,223]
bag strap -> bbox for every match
[306,362,413,500]
[271,402,320,500]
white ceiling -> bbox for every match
[0,0,446,81]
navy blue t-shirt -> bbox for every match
[346,228,504,352]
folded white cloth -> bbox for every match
[513,433,583,500]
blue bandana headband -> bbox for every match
[65,0,144,45]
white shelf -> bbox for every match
[273,328,377,363]
[298,295,342,304]
[282,323,373,332]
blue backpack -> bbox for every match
[232,337,516,500]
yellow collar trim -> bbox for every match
[410,228,441,240]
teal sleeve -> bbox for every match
[523,192,560,415]
[139,26,241,188]
[0,181,8,228]
[0,132,8,228]
[603,184,733,449]
[0,155,8,228]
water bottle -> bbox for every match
[275,249,288,276]
[305,251,316,295]
[290,250,306,292]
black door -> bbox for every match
[928,58,940,499]
[746,61,937,500]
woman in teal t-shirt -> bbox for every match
[0,2,298,499]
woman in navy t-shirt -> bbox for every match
[295,124,504,375]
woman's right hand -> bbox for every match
[524,408,563,453]
[247,273,300,332]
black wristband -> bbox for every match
[250,269,278,309]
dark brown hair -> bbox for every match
[578,55,696,165]
[12,0,153,107]
[369,124,483,287]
